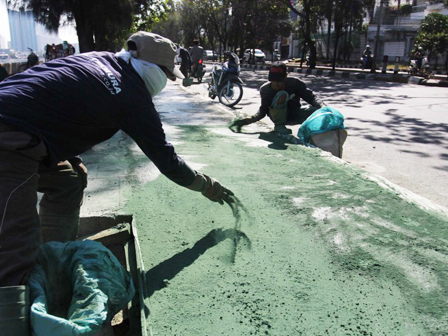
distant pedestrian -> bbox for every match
[414,46,425,69]
[178,45,191,77]
[229,62,324,134]
[0,31,234,335]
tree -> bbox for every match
[331,0,368,67]
[202,0,233,55]
[415,13,448,69]
[150,1,183,43]
[178,0,207,47]
[278,0,319,68]
[322,0,333,60]
[132,0,169,33]
[171,0,291,60]
[7,0,167,52]
[231,0,291,58]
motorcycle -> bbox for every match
[360,54,373,70]
[409,56,433,79]
[208,51,244,107]
[191,59,206,83]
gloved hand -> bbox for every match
[188,173,235,204]
[311,98,325,108]
[228,118,246,133]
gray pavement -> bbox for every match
[79,80,448,335]
[190,65,448,209]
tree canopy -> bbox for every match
[150,0,375,68]
[415,12,448,67]
[7,0,168,52]
[151,0,292,59]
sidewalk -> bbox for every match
[81,81,448,336]
[241,62,448,87]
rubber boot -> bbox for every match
[0,285,30,336]
[39,207,80,244]
[269,108,292,134]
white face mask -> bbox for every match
[132,59,167,97]
[115,50,167,97]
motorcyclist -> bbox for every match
[362,45,372,69]
[414,46,424,70]
[273,49,280,62]
[189,39,203,76]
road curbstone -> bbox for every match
[241,63,446,87]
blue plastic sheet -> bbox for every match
[29,240,135,336]
[297,106,346,143]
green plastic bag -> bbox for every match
[297,106,346,143]
[29,240,135,336]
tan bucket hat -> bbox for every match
[127,31,184,79]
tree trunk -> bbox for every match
[326,18,332,60]
[326,0,332,60]
[348,24,353,63]
[332,32,340,70]
[304,0,316,68]
[72,0,95,52]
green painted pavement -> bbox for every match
[83,82,448,335]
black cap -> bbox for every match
[268,62,287,82]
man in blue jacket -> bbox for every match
[0,31,233,334]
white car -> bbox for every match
[0,54,11,63]
[202,50,218,61]
[243,49,265,63]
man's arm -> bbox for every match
[121,98,233,204]
[230,83,271,127]
[293,78,323,108]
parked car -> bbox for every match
[243,49,265,63]
[203,50,218,61]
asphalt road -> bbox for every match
[186,65,448,209]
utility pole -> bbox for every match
[372,0,385,73]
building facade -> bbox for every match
[285,0,447,65]
[366,0,448,64]
[8,9,38,53]
[7,9,75,57]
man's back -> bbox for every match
[189,45,203,64]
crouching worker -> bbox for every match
[0,31,234,335]
[229,62,324,134]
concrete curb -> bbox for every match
[332,64,448,76]
[241,63,448,87]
